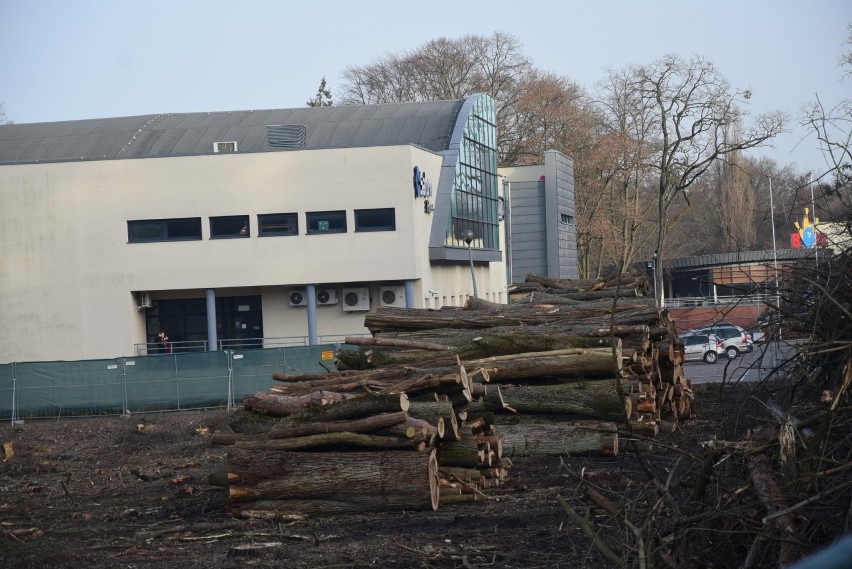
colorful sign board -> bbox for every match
[791,208,825,248]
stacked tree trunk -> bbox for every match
[214,272,694,518]
[213,358,514,517]
[355,271,693,445]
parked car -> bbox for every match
[682,324,753,359]
[745,326,765,343]
[682,334,725,364]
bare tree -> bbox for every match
[717,121,759,251]
[630,55,786,306]
[499,70,595,165]
[339,32,570,167]
[803,94,852,205]
[0,103,11,125]
[841,22,852,80]
[338,32,531,107]
[802,23,852,209]
[580,67,659,276]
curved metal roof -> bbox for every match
[0,99,466,165]
[664,248,818,270]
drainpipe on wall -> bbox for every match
[206,289,217,351]
[306,284,318,345]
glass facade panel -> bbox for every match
[444,95,500,250]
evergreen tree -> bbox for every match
[307,77,333,107]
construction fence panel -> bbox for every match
[175,351,231,409]
[10,359,124,419]
[0,363,15,419]
[123,352,230,413]
[1,344,342,420]
[230,344,337,401]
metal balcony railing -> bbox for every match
[664,292,773,310]
[134,334,370,356]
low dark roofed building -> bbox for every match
[0,100,464,165]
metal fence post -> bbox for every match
[120,357,130,417]
[173,354,180,410]
[226,350,235,411]
[11,362,23,425]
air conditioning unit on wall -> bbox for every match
[342,287,370,311]
[316,288,338,306]
[289,290,307,307]
[137,291,152,309]
[379,286,406,308]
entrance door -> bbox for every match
[146,295,264,352]
[217,296,264,349]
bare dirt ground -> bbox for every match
[1,383,768,569]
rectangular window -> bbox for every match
[258,213,299,236]
[354,208,395,232]
[560,213,574,224]
[210,215,250,239]
[128,218,202,243]
[306,210,347,234]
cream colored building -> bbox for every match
[0,95,513,362]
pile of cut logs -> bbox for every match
[213,272,695,518]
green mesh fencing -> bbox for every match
[231,345,337,401]
[10,359,124,418]
[0,363,15,419]
[0,344,339,420]
[123,352,231,412]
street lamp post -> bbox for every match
[651,251,658,308]
[808,173,819,267]
[462,229,479,298]
[768,176,782,341]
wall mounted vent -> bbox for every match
[137,291,152,309]
[267,125,307,150]
[316,288,338,306]
[289,290,307,307]
[379,286,406,308]
[342,287,370,312]
[213,141,238,153]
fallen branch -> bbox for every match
[556,496,622,566]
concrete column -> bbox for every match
[306,284,318,345]
[206,289,217,351]
[404,280,415,308]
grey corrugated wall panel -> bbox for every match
[509,181,548,283]
[506,151,578,283]
[545,151,577,279]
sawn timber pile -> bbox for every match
[213,273,695,518]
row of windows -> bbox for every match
[128,208,396,243]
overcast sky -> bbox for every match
[2,0,850,175]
